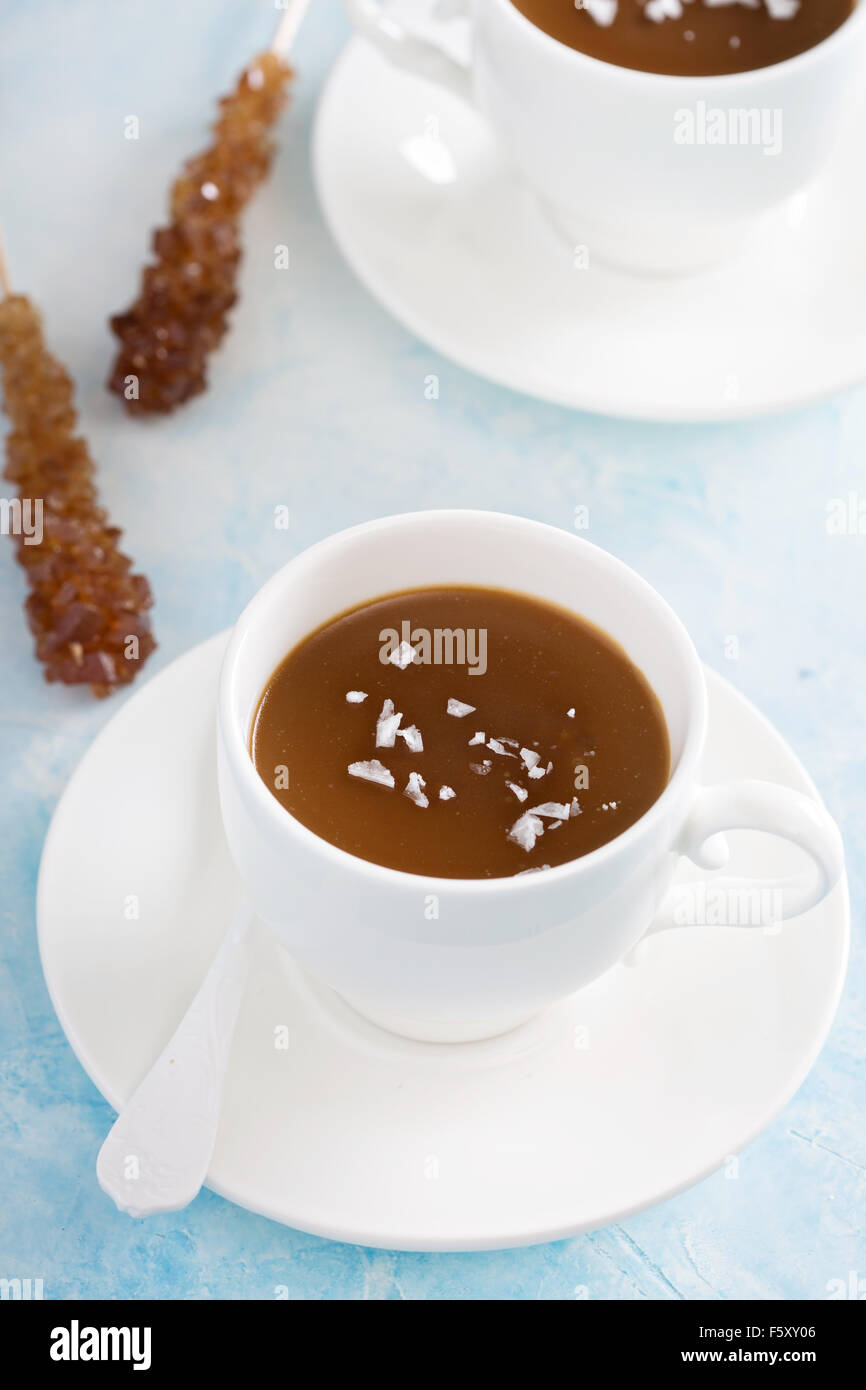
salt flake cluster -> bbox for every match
[579,0,800,26]
[346,688,592,865]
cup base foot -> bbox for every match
[336,992,537,1044]
[536,191,758,277]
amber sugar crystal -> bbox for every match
[0,294,156,696]
[108,52,292,414]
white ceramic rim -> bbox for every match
[493,0,866,88]
[218,510,708,896]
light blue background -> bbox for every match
[0,0,863,1300]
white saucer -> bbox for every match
[313,38,866,422]
[37,633,848,1250]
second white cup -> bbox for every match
[344,0,866,273]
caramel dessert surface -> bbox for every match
[252,586,669,879]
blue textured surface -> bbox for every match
[0,0,864,1300]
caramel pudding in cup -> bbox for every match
[218,512,843,1042]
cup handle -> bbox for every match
[343,0,474,104]
[636,780,844,951]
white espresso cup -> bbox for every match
[343,0,866,273]
[217,511,843,1042]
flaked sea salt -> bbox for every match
[346,690,368,703]
[509,795,581,850]
[398,724,424,753]
[470,760,493,775]
[528,759,553,781]
[520,747,541,772]
[508,782,529,803]
[487,738,516,757]
[389,640,417,670]
[439,785,456,801]
[468,730,486,746]
[348,759,394,789]
[376,697,403,748]
[447,698,475,717]
[645,0,684,22]
[508,811,545,852]
[532,801,571,820]
[566,708,575,719]
[404,771,429,808]
[582,0,617,27]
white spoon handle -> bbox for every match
[96,901,251,1216]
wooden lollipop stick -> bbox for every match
[0,232,11,297]
[271,0,313,58]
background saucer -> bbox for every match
[37,634,849,1250]
[314,38,866,423]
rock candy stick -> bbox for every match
[0,275,156,696]
[106,5,308,415]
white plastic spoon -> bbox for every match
[96,900,251,1216]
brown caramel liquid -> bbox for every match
[510,0,854,77]
[251,587,669,879]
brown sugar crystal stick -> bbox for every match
[107,0,311,415]
[0,242,156,696]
